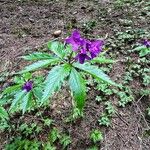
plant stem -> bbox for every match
[68,51,74,64]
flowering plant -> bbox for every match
[2,73,44,114]
[65,30,104,64]
[133,39,150,57]
[2,30,118,113]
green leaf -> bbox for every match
[90,129,103,143]
[73,63,118,86]
[139,48,150,57]
[49,127,60,143]
[2,84,22,95]
[91,57,116,64]
[60,134,71,149]
[133,46,150,57]
[14,76,24,84]
[0,106,8,119]
[43,142,56,150]
[21,52,53,61]
[9,90,26,112]
[133,45,146,51]
[33,87,43,102]
[41,64,71,104]
[22,73,32,81]
[65,45,72,54]
[69,68,86,111]
[22,92,32,114]
[87,146,98,150]
[19,59,60,74]
[47,41,65,58]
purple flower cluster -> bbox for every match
[142,40,150,48]
[22,81,33,92]
[65,30,104,64]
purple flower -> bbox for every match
[142,40,150,48]
[22,81,33,92]
[75,53,91,64]
[65,30,86,51]
[66,30,104,64]
[86,40,104,58]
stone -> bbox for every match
[53,30,62,37]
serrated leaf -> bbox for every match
[47,41,65,58]
[33,87,43,102]
[21,52,53,61]
[69,68,86,111]
[2,84,22,95]
[49,127,60,143]
[0,97,8,105]
[9,90,26,112]
[41,64,71,104]
[22,92,32,114]
[91,57,116,64]
[60,134,71,149]
[73,63,118,86]
[14,76,24,84]
[0,106,8,119]
[43,142,56,150]
[133,45,150,57]
[133,45,146,51]
[19,58,60,74]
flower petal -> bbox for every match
[22,81,33,92]
[72,30,81,39]
[142,40,150,48]
[65,37,79,51]
[88,40,104,57]
[76,53,91,64]
[65,30,85,51]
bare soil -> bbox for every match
[0,0,150,149]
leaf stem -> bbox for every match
[68,51,74,64]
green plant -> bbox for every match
[95,96,103,103]
[3,30,118,116]
[48,128,71,149]
[0,118,11,132]
[96,81,114,96]
[123,71,133,84]
[140,89,150,96]
[82,20,97,33]
[43,142,56,150]
[98,113,111,127]
[90,129,103,143]
[0,106,9,120]
[105,102,116,115]
[18,122,42,136]
[60,134,71,149]
[142,73,150,86]
[43,118,53,126]
[87,146,98,150]
[65,107,84,122]
[133,45,150,57]
[5,137,41,150]
[118,91,133,107]
[49,127,60,143]
[2,73,44,114]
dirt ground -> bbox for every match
[0,0,150,149]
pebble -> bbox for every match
[53,30,62,37]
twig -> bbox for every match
[135,95,144,104]
[115,112,129,126]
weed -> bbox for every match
[90,129,103,143]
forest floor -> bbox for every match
[0,0,150,150]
